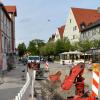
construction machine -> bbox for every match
[49,63,98,100]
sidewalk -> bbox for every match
[0,62,26,100]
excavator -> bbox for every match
[49,63,98,100]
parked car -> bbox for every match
[22,57,27,65]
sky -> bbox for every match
[3,0,100,47]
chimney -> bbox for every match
[97,7,100,13]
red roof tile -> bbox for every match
[72,8,100,31]
[5,6,17,16]
[58,25,65,38]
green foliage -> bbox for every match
[55,37,71,54]
[40,42,55,56]
[27,39,45,55]
[27,41,37,55]
[92,40,100,48]
[70,42,78,51]
[40,37,71,56]
[46,42,56,55]
[18,43,26,57]
[77,40,92,52]
[40,45,47,56]
[28,38,100,57]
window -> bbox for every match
[70,19,71,23]
[2,33,4,53]
[75,26,77,30]
[73,35,75,39]
[92,32,96,36]
[99,27,100,33]
[83,33,86,39]
[80,23,86,29]
[96,27,99,33]
[73,26,77,31]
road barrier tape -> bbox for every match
[92,63,99,97]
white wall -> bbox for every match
[54,29,60,42]
[81,26,100,41]
[64,8,80,43]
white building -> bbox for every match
[64,7,100,43]
[54,25,65,42]
[81,19,100,41]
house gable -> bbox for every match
[54,29,60,42]
[58,25,65,39]
[64,8,80,43]
[54,25,65,42]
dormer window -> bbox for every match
[80,22,86,29]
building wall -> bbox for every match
[0,6,13,70]
[0,8,12,54]
[64,8,80,43]
[81,26,100,41]
[8,13,15,53]
[54,29,60,42]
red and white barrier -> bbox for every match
[45,61,49,70]
[92,63,99,97]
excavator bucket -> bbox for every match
[61,63,85,90]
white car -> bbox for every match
[27,56,40,63]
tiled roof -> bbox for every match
[81,19,100,32]
[72,7,100,31]
[5,6,17,16]
[0,4,12,21]
[58,25,65,38]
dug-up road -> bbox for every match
[34,62,100,99]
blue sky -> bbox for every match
[3,0,100,47]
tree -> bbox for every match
[92,40,100,48]
[78,40,92,52]
[77,40,92,62]
[27,41,37,55]
[71,42,79,51]
[55,37,71,54]
[18,43,26,57]
[27,39,45,55]
[46,42,56,56]
[40,45,47,56]
[40,42,56,56]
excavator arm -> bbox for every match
[61,63,85,90]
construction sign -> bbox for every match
[92,63,99,97]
